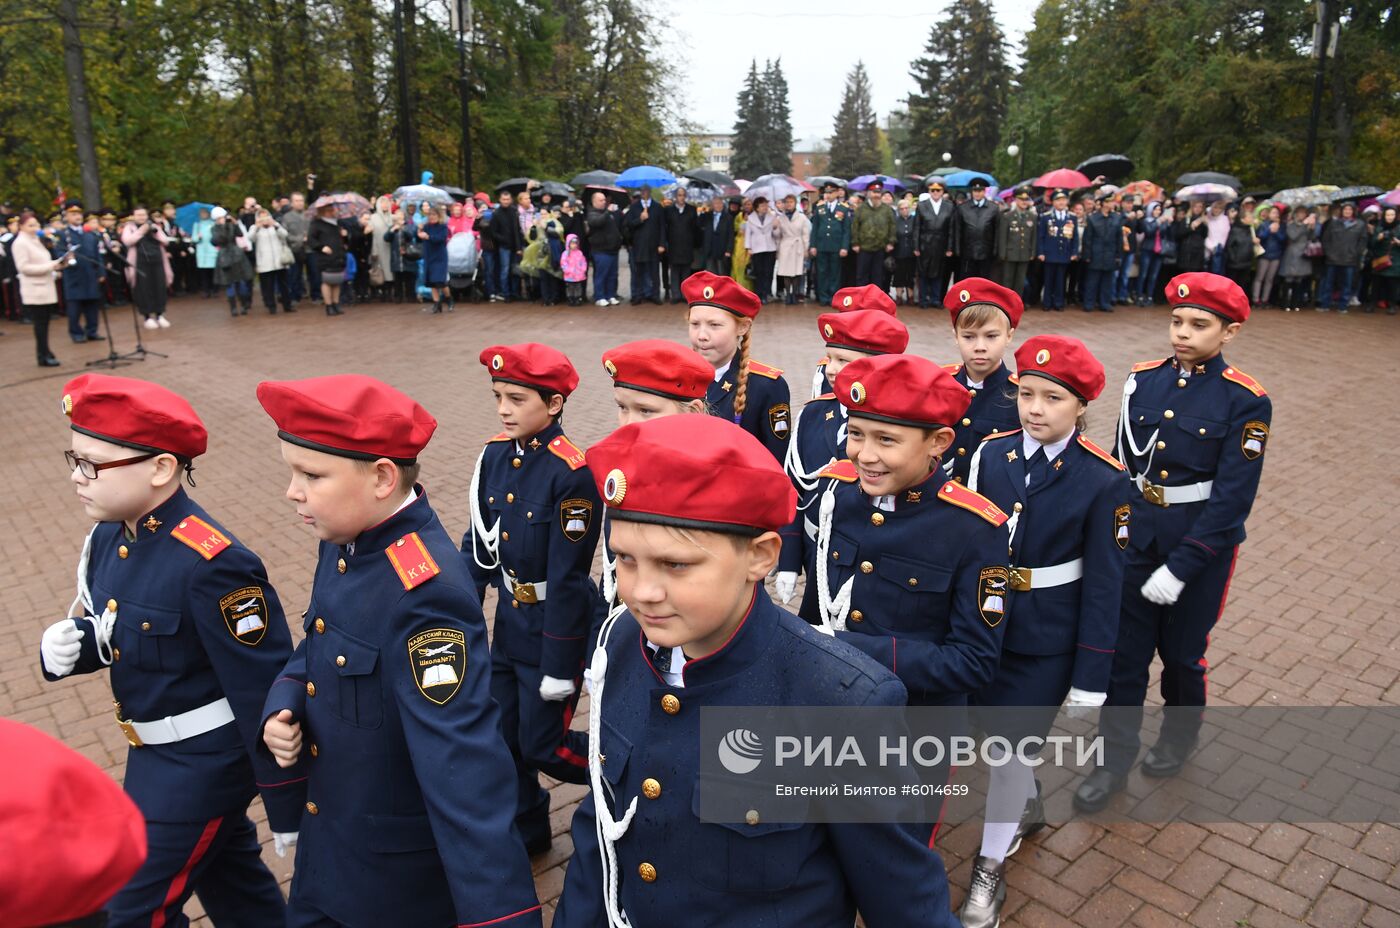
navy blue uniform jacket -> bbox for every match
[944,362,1021,484]
[706,357,792,463]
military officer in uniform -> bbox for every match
[1036,189,1079,311]
[808,181,851,304]
[554,414,963,928]
[258,375,542,928]
[57,199,105,343]
[40,374,304,928]
[942,277,1023,484]
[1076,272,1272,812]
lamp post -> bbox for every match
[1303,1,1336,185]
[942,152,952,164]
[452,0,474,190]
[1007,140,1024,179]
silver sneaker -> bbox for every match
[1006,781,1045,857]
[960,855,1006,928]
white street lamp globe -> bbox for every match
[1007,144,1020,158]
[941,152,952,163]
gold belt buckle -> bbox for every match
[511,580,539,604]
[1141,482,1168,508]
[1009,567,1032,592]
[113,700,143,748]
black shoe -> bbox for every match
[650,297,664,305]
[283,303,296,313]
[630,297,642,306]
[70,333,87,343]
[1141,738,1196,778]
[1099,306,1114,312]
[38,355,61,367]
[267,305,277,314]
[85,331,99,340]
[1072,768,1127,812]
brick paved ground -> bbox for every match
[2,290,1398,927]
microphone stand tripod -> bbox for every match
[70,249,168,368]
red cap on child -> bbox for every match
[831,284,897,316]
[943,276,1024,329]
[62,373,208,460]
[0,719,148,928]
[817,310,909,356]
[1014,335,1106,401]
[1165,272,1251,324]
[480,342,581,397]
[682,271,763,320]
[603,340,712,401]
[257,374,438,462]
[587,416,795,535]
[836,354,972,429]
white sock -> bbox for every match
[979,746,1038,862]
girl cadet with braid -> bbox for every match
[683,270,792,462]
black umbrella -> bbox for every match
[1176,171,1244,191]
[683,168,737,189]
[494,177,537,194]
[806,175,849,189]
[1331,185,1385,203]
[582,184,630,207]
[570,169,618,188]
[1076,153,1134,182]
[537,180,575,198]
[433,184,470,201]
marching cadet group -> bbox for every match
[28,264,1270,928]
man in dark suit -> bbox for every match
[913,178,955,306]
[624,185,665,305]
[662,187,699,303]
[490,191,524,301]
[952,178,1000,280]
[699,195,735,276]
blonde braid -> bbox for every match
[732,329,752,421]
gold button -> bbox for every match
[1164,409,1175,419]
[488,496,495,504]
[638,862,657,882]
[337,558,347,574]
[306,801,319,815]
[107,599,118,612]
[512,458,522,469]
[850,610,863,622]
[141,621,151,631]
[506,493,515,503]
[661,694,681,715]
[908,577,918,587]
[511,599,519,608]
[1198,428,1207,436]
[396,538,405,547]
[961,418,971,427]
[307,682,316,697]
[832,551,840,561]
[310,743,319,757]
[859,561,873,574]
[642,778,662,799]
[746,809,761,826]
[526,512,533,518]
[502,531,510,542]
[870,512,885,526]
[113,647,121,661]
[1156,441,1166,450]
[336,655,347,667]
[314,618,325,634]
[1159,470,1169,479]
[1013,502,1023,513]
[118,545,129,559]
[508,568,517,577]
[1176,379,1186,388]
[957,447,967,456]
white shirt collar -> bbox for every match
[872,495,897,512]
[348,489,418,555]
[1021,432,1073,463]
[713,358,731,383]
[965,377,984,390]
[645,640,685,688]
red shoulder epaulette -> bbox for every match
[385,532,441,591]
[1221,366,1267,397]
[547,435,587,470]
[942,363,963,375]
[746,360,783,379]
[982,428,1023,442]
[1007,372,1020,385]
[486,432,511,443]
[937,482,1009,527]
[1077,435,1126,470]
[815,392,835,401]
[1131,358,1169,373]
[818,459,858,482]
[170,515,231,561]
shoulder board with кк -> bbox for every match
[746,360,783,379]
[170,515,232,560]
[937,482,1009,527]
[386,532,442,590]
[548,435,587,470]
[1131,357,1170,373]
[1221,367,1267,397]
[1077,434,1126,470]
[982,428,1023,443]
[818,459,858,482]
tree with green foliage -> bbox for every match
[731,58,793,177]
[827,61,880,179]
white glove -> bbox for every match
[539,675,577,701]
[581,667,594,696]
[41,619,85,677]
[813,622,836,638]
[273,831,298,858]
[774,571,798,605]
[1063,687,1107,721]
[1140,565,1185,605]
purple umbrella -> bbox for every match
[847,174,907,193]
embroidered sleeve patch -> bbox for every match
[219,586,268,645]
[385,533,442,590]
[408,628,466,704]
[978,567,1009,628]
[768,403,791,439]
[1114,504,1131,550]
[1241,420,1269,460]
[560,498,594,542]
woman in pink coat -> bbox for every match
[120,206,173,329]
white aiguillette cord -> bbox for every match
[1117,374,1158,484]
[69,525,117,665]
[467,445,501,570]
[587,604,639,928]
[813,481,851,634]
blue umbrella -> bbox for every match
[174,201,215,234]
[847,174,906,192]
[941,170,997,189]
[615,165,678,189]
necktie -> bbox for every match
[1025,447,1048,491]
[653,646,673,673]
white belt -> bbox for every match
[116,697,234,747]
[1009,558,1083,592]
[803,516,817,541]
[1134,476,1213,507]
[501,569,548,603]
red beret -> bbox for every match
[682,270,762,320]
[257,374,437,463]
[817,309,909,356]
[603,339,711,401]
[836,354,971,429]
[944,276,1024,328]
[587,416,795,535]
[1014,335,1106,401]
[62,373,207,460]
[1166,272,1250,324]
[480,342,580,397]
[831,284,897,316]
[0,719,147,927]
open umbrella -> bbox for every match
[941,170,996,190]
[570,169,618,188]
[682,168,736,189]
[1174,183,1238,201]
[494,177,537,194]
[735,179,752,194]
[806,175,848,189]
[310,192,371,218]
[848,174,907,192]
[1331,185,1384,203]
[1270,185,1338,208]
[615,165,677,189]
[1119,180,1164,202]
[929,166,965,177]
[1378,189,1400,208]
[1176,171,1243,191]
[393,184,455,206]
[582,184,630,207]
[434,184,470,200]
[742,174,809,203]
[537,180,575,198]
[174,201,215,234]
[1034,168,1092,190]
[678,178,738,201]
[1076,154,1134,182]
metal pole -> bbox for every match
[393,0,417,185]
[1302,1,1330,186]
[458,25,473,190]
